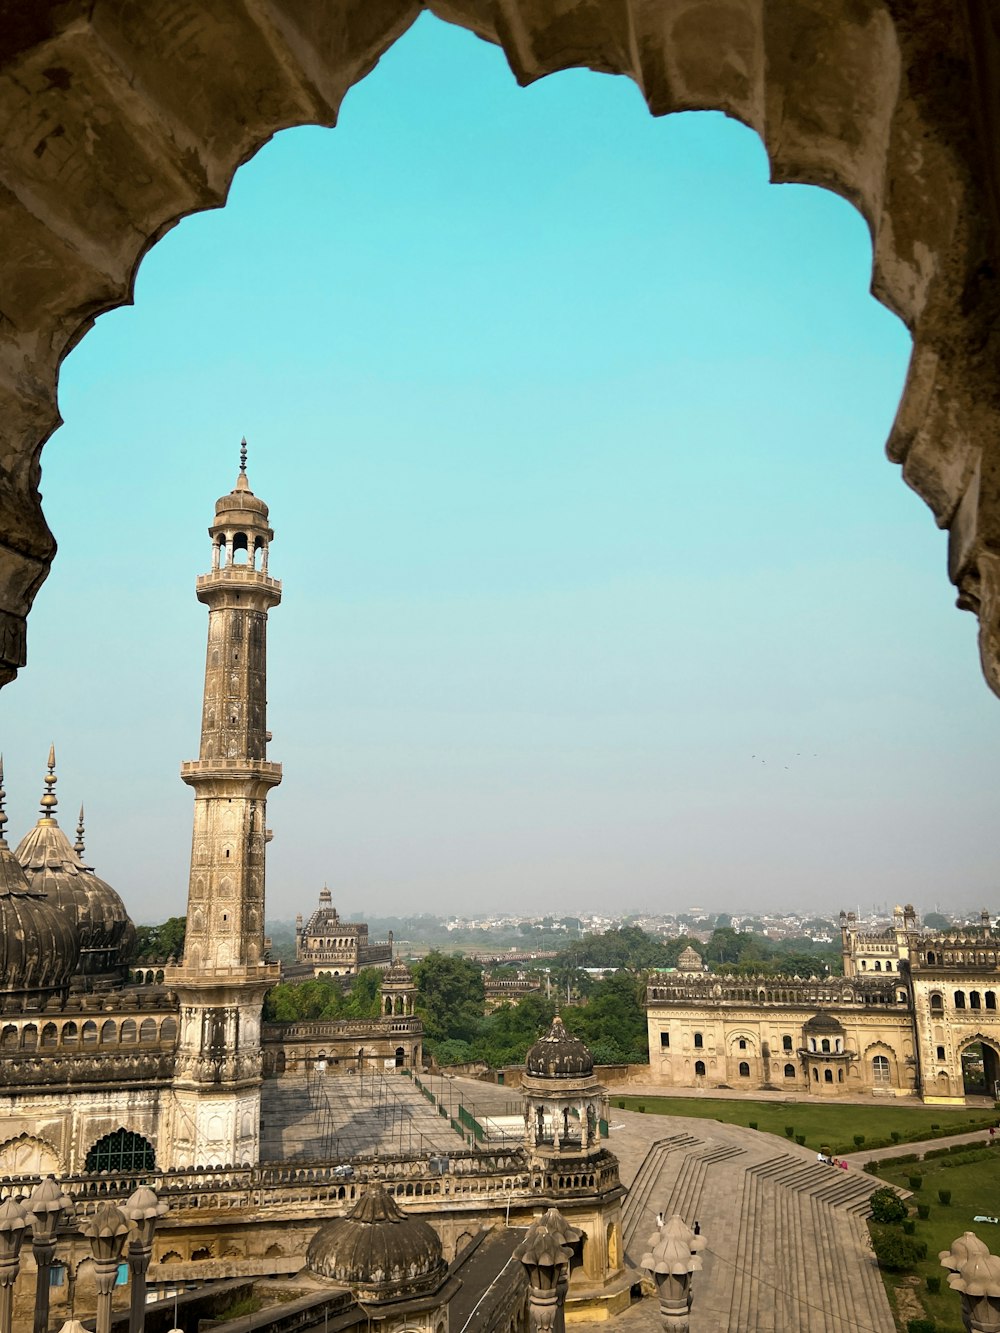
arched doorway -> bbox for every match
[961,1041,1000,1098]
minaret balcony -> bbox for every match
[196,568,280,592]
[180,759,282,790]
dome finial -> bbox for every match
[240,436,247,475]
[74,804,85,857]
[39,745,58,822]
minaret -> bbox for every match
[166,441,281,1169]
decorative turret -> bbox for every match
[381,958,416,1018]
[522,1017,607,1158]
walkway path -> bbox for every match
[843,1126,996,1167]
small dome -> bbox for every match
[0,764,79,998]
[677,946,704,972]
[213,466,270,526]
[306,1183,445,1303]
[803,1011,844,1033]
[384,960,413,983]
[14,752,134,981]
[526,1016,593,1078]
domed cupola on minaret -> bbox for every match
[0,758,80,1003]
[14,747,134,986]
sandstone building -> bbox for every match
[646,906,1000,1104]
[294,888,393,978]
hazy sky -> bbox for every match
[1,14,997,925]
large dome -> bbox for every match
[526,1015,594,1078]
[14,752,134,981]
[306,1183,445,1304]
[0,764,79,999]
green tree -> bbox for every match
[414,952,485,1046]
[923,912,950,931]
[344,968,383,1019]
[133,916,186,961]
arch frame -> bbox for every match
[0,1,993,696]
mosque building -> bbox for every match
[0,450,632,1331]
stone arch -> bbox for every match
[0,1133,61,1177]
[0,5,997,700]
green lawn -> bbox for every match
[614,1095,997,1155]
[873,1148,1000,1332]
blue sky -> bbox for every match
[2,13,996,925]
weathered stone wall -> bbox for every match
[0,3,998,694]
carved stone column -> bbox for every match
[641,1214,705,1331]
[123,1188,168,1333]
[941,1232,1000,1331]
[84,1205,130,1333]
[515,1212,578,1333]
[0,1199,28,1333]
[27,1177,74,1333]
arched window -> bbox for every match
[955,991,966,1009]
[824,1069,833,1083]
[930,993,944,1013]
[61,1022,78,1047]
[84,1130,156,1174]
[0,1025,17,1051]
[874,961,881,971]
[81,1021,97,1047]
[987,993,997,1011]
[821,1038,830,1053]
[783,1064,795,1078]
[782,1035,792,1051]
[100,1020,117,1044]
[812,1068,819,1081]
[21,1025,37,1052]
[693,1033,703,1049]
[810,1037,817,1052]
[738,1038,747,1050]
[886,961,893,971]
[160,1017,178,1043]
[738,1061,750,1077]
[927,951,936,964]
[694,1060,706,1077]
[872,1055,891,1085]
[837,1069,844,1082]
[971,991,982,1010]
[40,1023,57,1049]
[138,1019,157,1043]
[120,1019,137,1044]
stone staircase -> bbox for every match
[622,1132,895,1333]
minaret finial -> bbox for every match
[0,755,7,847]
[39,745,58,821]
[74,803,86,856]
[240,437,247,475]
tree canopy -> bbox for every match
[133,916,186,961]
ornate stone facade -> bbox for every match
[295,888,393,978]
[646,907,1000,1103]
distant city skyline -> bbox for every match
[1,14,998,923]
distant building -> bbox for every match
[647,905,1000,1104]
[295,887,394,978]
